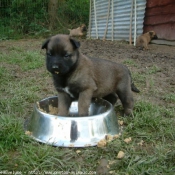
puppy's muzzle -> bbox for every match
[81,25,87,32]
[82,26,87,32]
[52,65,60,74]
[153,35,158,39]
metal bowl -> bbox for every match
[25,96,120,147]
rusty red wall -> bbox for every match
[143,0,175,40]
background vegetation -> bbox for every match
[0,0,89,39]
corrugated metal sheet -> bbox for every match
[144,0,175,40]
[88,0,146,43]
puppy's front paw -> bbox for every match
[124,109,134,117]
[58,110,69,116]
[78,111,89,117]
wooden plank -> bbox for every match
[151,39,175,46]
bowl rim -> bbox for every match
[35,96,114,119]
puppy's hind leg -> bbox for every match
[116,87,134,116]
[143,42,149,50]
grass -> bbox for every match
[0,41,175,174]
[163,93,175,103]
[0,50,43,71]
[147,65,161,74]
[122,59,136,67]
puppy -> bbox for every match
[136,31,158,50]
[68,24,87,37]
[42,34,140,116]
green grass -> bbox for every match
[0,49,43,71]
[0,40,175,174]
[163,93,175,103]
[147,65,161,74]
[122,59,136,67]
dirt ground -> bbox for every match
[1,38,175,110]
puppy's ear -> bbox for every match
[41,38,50,49]
[70,38,80,49]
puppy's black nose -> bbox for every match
[52,65,59,69]
[83,27,87,31]
[51,65,60,74]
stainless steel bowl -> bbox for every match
[25,96,120,147]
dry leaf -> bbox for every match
[117,151,125,159]
[113,134,120,139]
[36,101,40,107]
[49,105,58,115]
[97,139,107,147]
[105,134,113,142]
[118,120,124,126]
[137,140,144,146]
[25,131,32,136]
[76,150,81,154]
[108,160,116,165]
[124,137,132,144]
[109,171,115,174]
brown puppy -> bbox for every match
[68,24,87,37]
[42,34,140,116]
[136,31,158,50]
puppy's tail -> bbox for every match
[125,65,140,93]
[131,82,140,93]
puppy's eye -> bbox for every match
[64,54,71,59]
[47,52,52,56]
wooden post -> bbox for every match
[134,0,137,46]
[94,0,98,39]
[88,0,92,39]
[129,0,134,45]
[103,0,111,41]
[48,0,58,30]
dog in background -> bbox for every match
[136,31,158,50]
[68,24,87,37]
[42,34,140,116]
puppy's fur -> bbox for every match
[42,34,140,116]
[136,31,158,50]
[68,24,87,37]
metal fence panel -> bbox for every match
[88,0,146,43]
